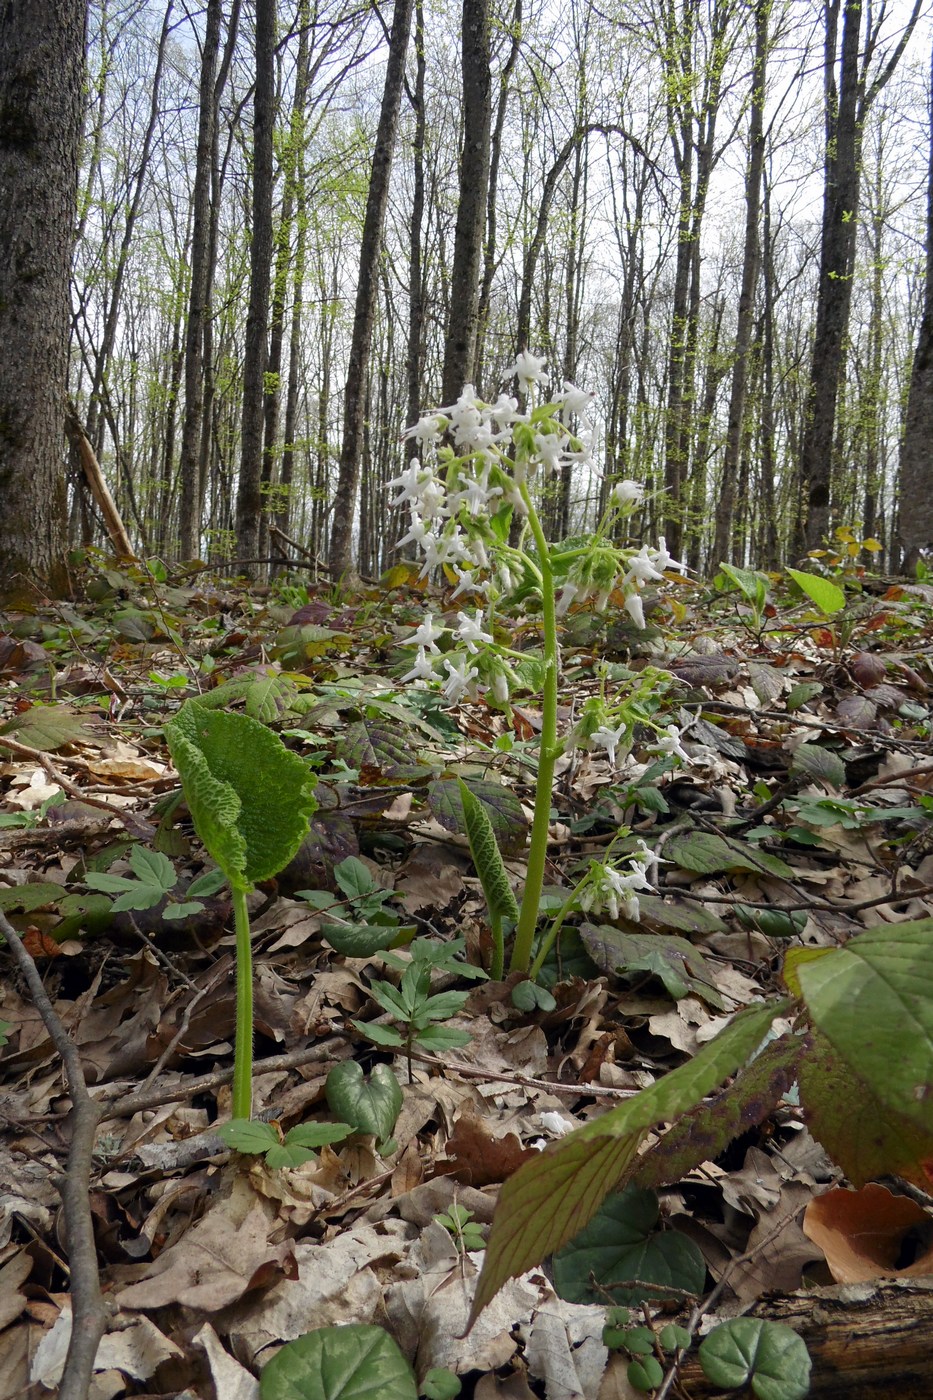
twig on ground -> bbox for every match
[0,909,109,1400]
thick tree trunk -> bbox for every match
[441,0,492,403]
[0,0,85,596]
[235,0,277,572]
[328,0,414,576]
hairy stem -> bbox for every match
[232,886,254,1119]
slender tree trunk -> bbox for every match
[897,35,933,571]
[713,0,767,566]
[475,0,521,390]
[404,0,425,477]
[0,0,85,595]
[178,0,222,559]
[800,0,922,551]
[235,0,277,571]
[328,0,414,575]
[441,0,492,403]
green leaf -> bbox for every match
[553,1187,706,1305]
[790,743,846,791]
[320,921,401,957]
[582,925,722,1007]
[428,777,527,855]
[353,1020,404,1048]
[259,1324,417,1400]
[786,681,823,712]
[469,1001,784,1324]
[666,830,794,880]
[413,1023,471,1052]
[786,568,845,617]
[186,866,228,898]
[718,562,768,610]
[165,702,317,892]
[334,856,381,900]
[698,1319,811,1400]
[283,1122,353,1151]
[422,1369,462,1400]
[337,718,434,784]
[218,1119,279,1155]
[458,778,520,924]
[326,1061,402,1139]
[0,705,93,752]
[511,980,557,1013]
[627,1357,664,1392]
[658,1324,692,1352]
[0,883,64,913]
[790,920,933,1131]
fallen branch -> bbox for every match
[0,909,109,1400]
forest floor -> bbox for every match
[0,549,932,1400]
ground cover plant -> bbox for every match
[0,531,932,1398]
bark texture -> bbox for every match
[0,0,85,594]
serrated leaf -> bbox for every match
[582,924,723,1007]
[469,1001,784,1324]
[798,1024,933,1187]
[326,1061,402,1139]
[666,830,794,879]
[428,777,527,855]
[785,681,823,711]
[218,1119,279,1154]
[786,567,846,616]
[414,1023,472,1051]
[272,623,354,663]
[632,1034,804,1190]
[747,662,784,706]
[128,845,177,888]
[165,702,317,891]
[698,1318,811,1400]
[792,920,933,1132]
[264,1142,318,1168]
[790,743,846,790]
[162,900,204,921]
[284,1122,353,1150]
[553,1186,706,1305]
[0,705,93,752]
[259,1323,417,1400]
[353,1020,404,1048]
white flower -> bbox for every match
[539,1111,575,1137]
[454,465,503,517]
[623,545,665,588]
[454,609,493,654]
[613,479,645,508]
[409,613,444,652]
[489,393,519,429]
[559,381,595,425]
[590,722,628,768]
[624,591,645,628]
[446,385,484,448]
[450,568,479,600]
[490,669,511,705]
[404,414,445,448]
[418,476,448,520]
[648,723,692,764]
[511,350,547,391]
[579,855,655,923]
[556,582,579,616]
[442,653,479,703]
[533,431,564,475]
[400,647,437,683]
[396,514,430,552]
[387,459,432,508]
[654,536,685,573]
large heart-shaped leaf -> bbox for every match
[259,1323,417,1400]
[553,1186,706,1305]
[699,1318,811,1400]
[165,702,317,892]
[326,1061,402,1140]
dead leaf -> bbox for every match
[803,1183,933,1283]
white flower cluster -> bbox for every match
[387,371,685,705]
[577,842,657,923]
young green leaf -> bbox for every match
[457,779,520,925]
[218,1119,279,1155]
[786,567,845,616]
[698,1318,811,1400]
[259,1324,417,1400]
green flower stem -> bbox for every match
[231,886,254,1120]
[510,489,562,974]
[528,874,592,982]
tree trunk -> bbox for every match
[441,0,492,404]
[178,0,223,560]
[235,0,277,572]
[897,35,933,572]
[0,0,85,596]
[712,0,767,566]
[328,0,414,575]
[800,0,922,551]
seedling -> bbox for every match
[218,1117,351,1169]
[84,844,226,921]
[298,854,416,957]
[435,1203,486,1254]
[164,699,317,1120]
